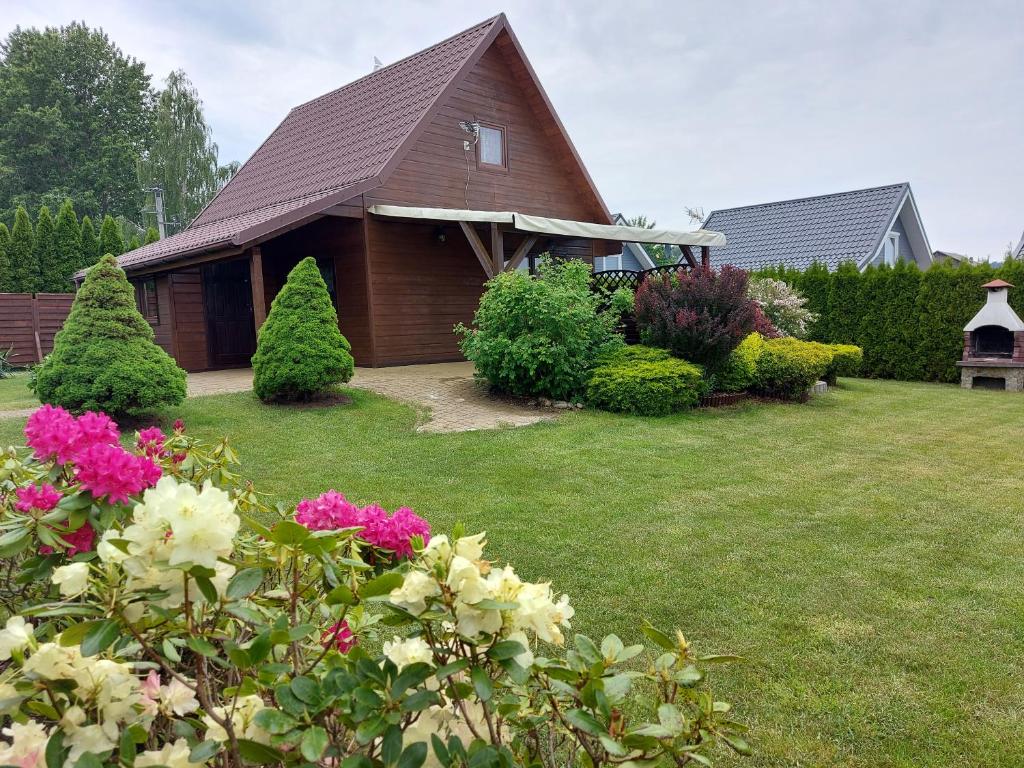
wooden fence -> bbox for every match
[0,293,75,367]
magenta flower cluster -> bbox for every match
[295,490,430,559]
[23,405,162,504]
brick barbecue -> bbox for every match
[957,279,1024,391]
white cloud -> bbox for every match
[2,0,1022,258]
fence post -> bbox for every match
[31,294,43,363]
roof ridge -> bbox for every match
[289,15,501,114]
[706,182,909,218]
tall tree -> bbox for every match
[0,23,154,221]
[53,199,81,291]
[0,222,10,291]
[99,214,124,257]
[79,216,99,269]
[8,205,36,292]
[33,205,57,292]
[138,70,235,234]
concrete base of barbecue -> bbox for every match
[957,360,1024,391]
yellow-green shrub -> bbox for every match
[753,338,833,400]
[586,346,704,415]
[715,333,765,393]
[824,344,863,384]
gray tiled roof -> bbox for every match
[703,183,909,271]
[1013,231,1024,259]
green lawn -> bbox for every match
[1,380,1021,766]
[0,374,38,411]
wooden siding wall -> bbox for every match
[0,293,75,366]
[131,276,174,358]
[365,218,486,365]
[260,217,373,364]
[169,269,209,372]
[367,40,604,223]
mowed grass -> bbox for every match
[0,374,38,411]
[1,379,1022,766]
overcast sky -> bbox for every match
[5,0,1023,259]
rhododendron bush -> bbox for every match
[0,406,750,768]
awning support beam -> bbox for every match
[459,222,494,279]
[505,235,538,272]
[679,245,698,269]
[490,224,504,276]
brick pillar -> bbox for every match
[963,332,972,361]
[1014,330,1024,363]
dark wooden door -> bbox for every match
[202,259,257,368]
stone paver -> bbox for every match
[185,363,552,434]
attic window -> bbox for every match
[882,233,899,265]
[478,124,506,168]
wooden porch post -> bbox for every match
[249,246,267,331]
[490,224,504,275]
[700,245,710,269]
[679,245,698,269]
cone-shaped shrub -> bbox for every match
[80,216,99,269]
[144,226,160,245]
[0,223,10,291]
[53,200,81,292]
[9,206,37,292]
[99,215,124,257]
[34,206,59,292]
[33,254,186,417]
[252,256,354,402]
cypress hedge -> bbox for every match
[53,200,82,291]
[99,214,124,258]
[9,206,36,293]
[80,216,100,269]
[754,258,1022,383]
[33,206,59,293]
[0,223,10,291]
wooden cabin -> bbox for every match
[104,14,722,370]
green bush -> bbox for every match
[455,260,621,400]
[33,254,186,417]
[252,256,354,402]
[715,333,765,393]
[753,337,833,401]
[587,346,704,415]
[823,344,863,384]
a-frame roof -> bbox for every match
[111,14,610,273]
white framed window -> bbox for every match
[478,124,505,168]
[882,233,900,265]
[595,254,622,272]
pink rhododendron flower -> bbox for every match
[74,443,161,504]
[40,522,95,557]
[321,620,356,652]
[173,419,185,433]
[14,484,61,513]
[295,491,430,559]
[136,427,168,458]
[24,405,79,463]
[72,412,120,454]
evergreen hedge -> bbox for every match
[53,200,81,291]
[752,258,1024,383]
[252,256,355,402]
[9,206,36,292]
[33,254,186,417]
[80,216,99,269]
[0,223,10,291]
[99,214,124,258]
[33,206,58,293]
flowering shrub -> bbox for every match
[0,406,750,768]
[746,277,817,339]
[635,266,758,372]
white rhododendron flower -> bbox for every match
[421,534,451,567]
[22,642,81,680]
[204,694,269,744]
[66,724,117,764]
[51,562,90,597]
[453,532,486,561]
[135,738,204,768]
[0,720,50,768]
[446,556,489,604]
[0,615,33,660]
[389,570,440,615]
[514,582,575,645]
[383,636,433,670]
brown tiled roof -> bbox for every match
[109,15,501,273]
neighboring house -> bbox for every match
[89,14,721,370]
[698,183,933,272]
[933,250,967,266]
[593,214,659,271]
[1013,231,1024,260]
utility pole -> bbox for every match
[153,187,167,239]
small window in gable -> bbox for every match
[882,233,899,266]
[478,124,506,168]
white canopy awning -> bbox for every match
[366,205,726,247]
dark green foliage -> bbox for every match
[33,205,58,293]
[79,216,99,269]
[821,344,863,385]
[882,261,923,380]
[8,205,36,292]
[33,254,186,417]
[0,223,10,291]
[753,338,833,400]
[144,226,160,245]
[915,263,963,383]
[998,256,1024,319]
[714,332,765,393]
[99,215,124,257]
[856,266,891,377]
[586,346,704,415]
[825,262,863,344]
[794,261,830,340]
[252,257,355,402]
[52,199,81,291]
[456,260,620,400]
[127,235,140,252]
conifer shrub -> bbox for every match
[99,214,124,257]
[144,226,160,245]
[753,338,833,400]
[795,261,831,340]
[715,332,765,393]
[33,206,58,293]
[882,261,923,380]
[856,265,891,377]
[79,216,99,269]
[53,199,81,291]
[456,260,620,400]
[634,265,758,372]
[33,254,186,417]
[9,205,36,292]
[252,256,354,402]
[825,261,863,344]
[586,345,704,415]
[0,223,10,291]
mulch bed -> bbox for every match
[699,392,750,408]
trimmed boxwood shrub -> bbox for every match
[753,338,833,401]
[33,254,187,417]
[586,345,704,415]
[456,260,620,400]
[823,344,863,384]
[714,333,765,393]
[252,256,354,402]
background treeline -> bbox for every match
[752,259,1024,383]
[0,199,157,292]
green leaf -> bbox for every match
[641,623,675,650]
[391,662,433,697]
[574,634,601,665]
[290,676,320,704]
[185,636,219,658]
[0,528,30,558]
[698,654,743,664]
[237,739,285,765]
[486,640,526,661]
[326,583,356,606]
[189,740,221,763]
[430,734,450,767]
[80,619,119,657]
[60,620,104,647]
[253,708,299,735]
[470,666,493,702]
[73,753,103,768]
[722,734,752,756]
[434,659,469,680]
[226,567,264,600]
[600,634,624,660]
[194,575,218,604]
[44,730,65,768]
[657,703,683,736]
[397,742,428,768]
[401,690,439,712]
[564,708,604,737]
[359,572,404,600]
[300,726,330,762]
[269,520,310,546]
[381,725,402,767]
[598,735,627,757]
